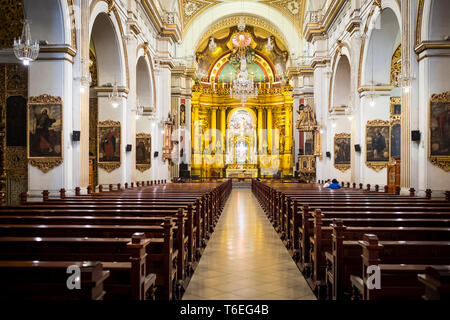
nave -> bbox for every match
[183,189,315,300]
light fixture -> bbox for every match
[13,19,39,66]
[369,99,376,107]
[79,58,92,93]
[230,56,258,102]
[109,82,121,108]
[208,37,217,52]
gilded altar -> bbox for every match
[190,24,294,178]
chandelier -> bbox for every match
[230,57,258,102]
[109,82,121,108]
[13,19,39,66]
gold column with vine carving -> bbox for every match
[210,107,217,154]
[257,107,264,153]
[267,107,273,154]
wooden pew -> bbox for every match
[349,234,450,300]
[418,266,450,300]
[0,260,109,300]
[325,222,450,300]
[0,207,195,290]
[251,180,450,300]
[0,218,178,300]
[0,233,153,300]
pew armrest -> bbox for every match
[350,275,363,300]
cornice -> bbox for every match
[303,0,346,43]
[414,41,450,54]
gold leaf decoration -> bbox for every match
[29,159,63,173]
[98,163,121,173]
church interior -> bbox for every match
[0,0,449,303]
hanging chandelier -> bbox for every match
[13,19,39,66]
[230,56,258,103]
[109,82,121,108]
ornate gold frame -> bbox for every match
[428,91,450,172]
[365,119,390,172]
[27,94,63,173]
[390,97,401,121]
[334,133,351,172]
[97,120,121,173]
[136,133,152,172]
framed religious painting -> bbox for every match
[136,133,151,172]
[97,120,121,172]
[365,119,390,172]
[390,97,401,119]
[27,94,63,173]
[429,91,450,171]
[334,133,351,172]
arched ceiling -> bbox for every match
[177,2,305,59]
[179,1,306,35]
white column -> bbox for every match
[27,55,74,199]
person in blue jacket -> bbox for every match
[328,179,342,189]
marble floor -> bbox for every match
[182,189,316,300]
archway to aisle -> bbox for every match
[360,6,401,186]
[89,9,126,189]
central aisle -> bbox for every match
[183,189,316,300]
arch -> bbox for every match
[178,2,303,59]
[209,52,275,83]
[90,1,127,87]
[358,0,401,88]
[136,56,152,109]
[361,7,401,86]
[421,0,450,43]
[89,11,125,86]
[226,107,257,127]
[331,54,351,109]
[23,0,70,45]
[138,48,157,111]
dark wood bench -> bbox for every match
[325,222,450,300]
[349,234,450,300]
[0,234,153,300]
[0,260,110,300]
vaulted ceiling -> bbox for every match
[179,0,306,35]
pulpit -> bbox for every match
[89,156,95,188]
[387,157,400,194]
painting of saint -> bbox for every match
[136,134,151,166]
[430,99,450,157]
[28,103,62,158]
[390,123,401,158]
[366,123,390,162]
[98,121,121,163]
[334,134,351,167]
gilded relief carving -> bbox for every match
[1,63,28,204]
[0,0,24,49]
